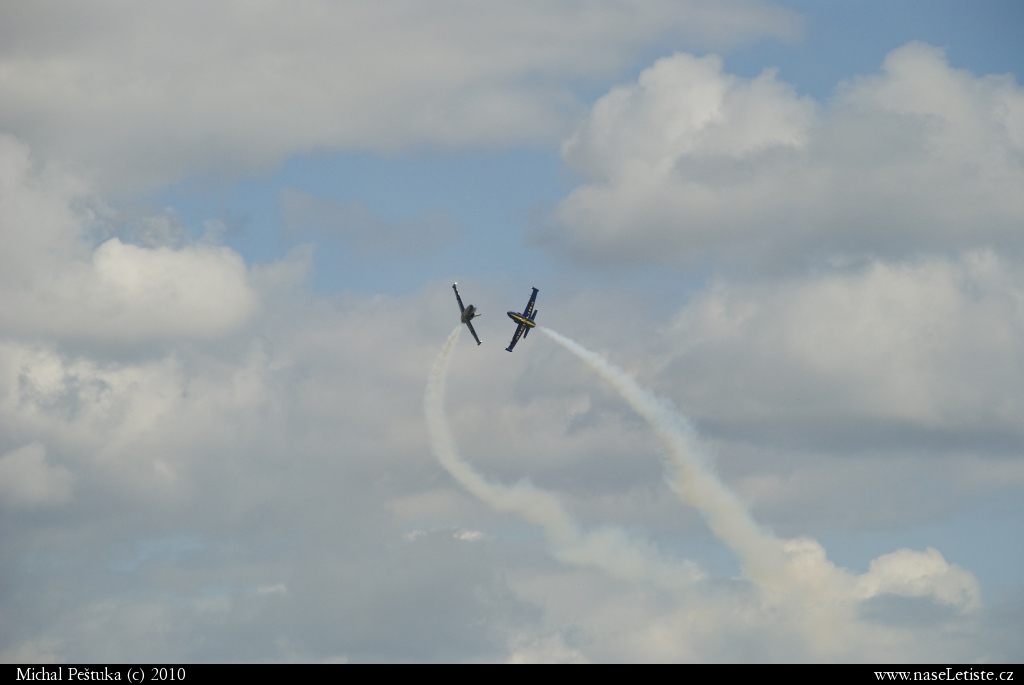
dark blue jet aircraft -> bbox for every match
[452,283,482,345]
[505,287,539,352]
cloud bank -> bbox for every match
[2,9,1022,658]
[0,136,258,342]
[1,140,1019,658]
[549,43,1024,268]
[0,0,798,193]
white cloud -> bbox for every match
[508,550,985,662]
[0,0,799,194]
[562,52,814,181]
[664,250,1024,434]
[0,339,275,490]
[0,442,73,508]
[855,547,981,612]
[3,29,1023,657]
[506,632,589,664]
[1,271,1018,661]
[414,319,1001,661]
[548,42,1024,267]
[0,135,258,342]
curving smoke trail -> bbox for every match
[538,328,789,591]
[537,328,986,657]
[426,326,982,659]
[425,326,700,591]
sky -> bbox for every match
[1,0,1023,663]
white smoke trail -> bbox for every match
[425,326,700,591]
[539,328,992,658]
[538,327,789,591]
[427,326,983,659]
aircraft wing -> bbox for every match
[506,322,525,352]
[452,283,466,314]
[466,319,482,346]
[522,288,539,319]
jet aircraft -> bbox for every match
[452,283,482,345]
[505,287,539,352]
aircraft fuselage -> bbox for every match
[506,311,536,328]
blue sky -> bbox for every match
[2,0,1022,663]
[154,0,1024,296]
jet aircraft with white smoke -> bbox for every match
[505,287,539,352]
[452,283,482,345]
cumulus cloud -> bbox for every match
[498,504,988,662]
[663,250,1024,439]
[855,547,981,612]
[0,338,275,492]
[427,326,703,593]
[0,443,73,508]
[1,264,1017,661]
[0,0,799,193]
[2,17,1022,659]
[0,135,258,342]
[416,320,994,661]
[0,284,531,662]
[532,329,984,660]
[547,42,1024,268]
